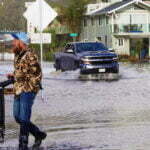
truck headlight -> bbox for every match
[81,58,91,65]
[84,61,91,65]
[113,57,118,61]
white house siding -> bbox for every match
[81,15,112,48]
[112,36,130,55]
[114,13,149,25]
[117,6,150,32]
[96,0,122,3]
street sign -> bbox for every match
[69,33,78,37]
[29,33,51,44]
[23,0,58,100]
[23,0,57,31]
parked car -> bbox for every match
[54,42,119,74]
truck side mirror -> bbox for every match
[109,48,115,52]
[66,49,74,53]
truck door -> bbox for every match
[61,44,77,70]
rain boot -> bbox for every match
[32,131,47,149]
[19,135,29,150]
[19,122,29,150]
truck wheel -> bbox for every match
[60,61,65,72]
[55,60,60,71]
[112,67,119,73]
[74,61,79,70]
[80,69,87,74]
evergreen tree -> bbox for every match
[0,0,30,31]
[59,0,90,33]
[0,0,93,31]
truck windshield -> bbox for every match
[75,43,108,53]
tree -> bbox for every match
[0,0,31,31]
[0,0,65,31]
[59,0,90,33]
[0,0,93,32]
[0,0,25,30]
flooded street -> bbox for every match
[1,61,150,149]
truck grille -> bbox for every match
[86,56,114,65]
[85,56,113,60]
[91,61,113,65]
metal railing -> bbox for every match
[114,24,150,33]
[0,79,14,143]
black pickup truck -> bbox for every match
[54,42,119,74]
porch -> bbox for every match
[113,34,150,59]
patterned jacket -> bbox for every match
[14,49,42,95]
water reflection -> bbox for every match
[1,62,150,149]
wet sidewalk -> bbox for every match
[1,62,150,149]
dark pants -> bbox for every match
[13,92,41,138]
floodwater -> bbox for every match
[1,61,150,150]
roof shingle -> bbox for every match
[91,0,136,15]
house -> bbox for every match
[81,0,150,58]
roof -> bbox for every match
[90,0,150,16]
[145,1,150,5]
[69,41,103,44]
[140,1,150,7]
[69,41,97,43]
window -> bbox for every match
[99,16,102,25]
[96,37,102,41]
[118,38,124,46]
[106,16,109,24]
[105,36,108,47]
[83,18,87,27]
[91,17,94,26]
[102,0,109,2]
[75,42,108,53]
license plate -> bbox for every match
[98,68,105,73]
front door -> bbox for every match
[130,38,149,60]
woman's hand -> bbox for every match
[7,73,14,80]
